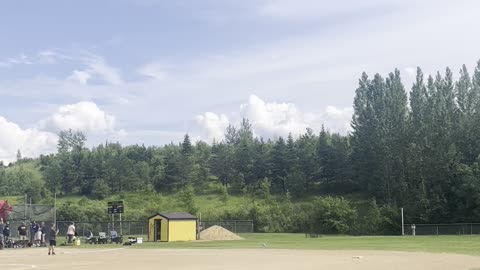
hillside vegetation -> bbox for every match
[2,61,480,234]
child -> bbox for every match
[35,228,42,247]
[48,224,59,255]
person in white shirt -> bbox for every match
[66,223,75,244]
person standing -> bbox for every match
[30,221,39,244]
[3,222,10,242]
[34,226,42,247]
[67,222,75,244]
[48,224,59,255]
[40,222,46,247]
[0,218,4,250]
[18,222,27,241]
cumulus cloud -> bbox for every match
[240,95,352,137]
[240,95,311,137]
[0,101,126,162]
[195,95,353,142]
[38,101,120,135]
[195,112,230,141]
[0,117,57,163]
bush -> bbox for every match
[179,185,199,214]
[307,196,357,234]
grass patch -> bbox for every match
[66,233,480,256]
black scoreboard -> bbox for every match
[107,201,124,214]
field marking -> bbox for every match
[0,264,36,270]
[65,247,128,254]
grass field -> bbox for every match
[66,233,480,256]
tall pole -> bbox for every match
[119,213,122,235]
[401,207,405,236]
[54,193,57,226]
[24,194,27,222]
[29,197,32,221]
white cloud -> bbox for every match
[239,95,352,137]
[68,70,91,85]
[195,95,353,142]
[137,62,169,81]
[0,117,57,163]
[258,0,392,19]
[38,101,120,135]
[0,101,127,162]
[38,50,62,63]
[0,53,32,67]
[404,66,417,79]
[87,58,123,85]
[195,112,230,141]
[324,106,354,134]
[67,56,123,85]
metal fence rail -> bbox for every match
[200,220,254,233]
[404,223,480,235]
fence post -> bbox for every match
[401,208,404,236]
[471,224,473,235]
[436,225,439,236]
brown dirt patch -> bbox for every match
[199,225,243,240]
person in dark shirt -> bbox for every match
[31,221,39,244]
[18,222,27,241]
[3,222,10,241]
[0,218,4,249]
[48,224,59,255]
[40,222,46,247]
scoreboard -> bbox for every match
[107,201,124,214]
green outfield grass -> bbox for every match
[66,233,480,256]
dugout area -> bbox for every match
[148,212,197,242]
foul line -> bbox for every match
[0,264,36,270]
[64,247,128,254]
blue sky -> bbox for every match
[1,0,479,162]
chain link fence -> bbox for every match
[404,223,480,235]
[5,204,55,241]
[200,220,254,233]
[56,221,148,238]
[52,219,252,241]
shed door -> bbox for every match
[154,219,162,241]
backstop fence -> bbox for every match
[6,204,55,239]
[404,223,480,235]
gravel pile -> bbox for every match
[200,225,244,241]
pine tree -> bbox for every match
[16,149,22,162]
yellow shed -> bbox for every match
[148,212,198,242]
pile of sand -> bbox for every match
[200,225,244,241]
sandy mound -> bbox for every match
[200,225,244,241]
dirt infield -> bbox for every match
[1,247,480,270]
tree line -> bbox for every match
[2,61,480,227]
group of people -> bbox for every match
[0,218,59,255]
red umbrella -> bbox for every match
[0,200,13,221]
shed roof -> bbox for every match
[148,212,197,220]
